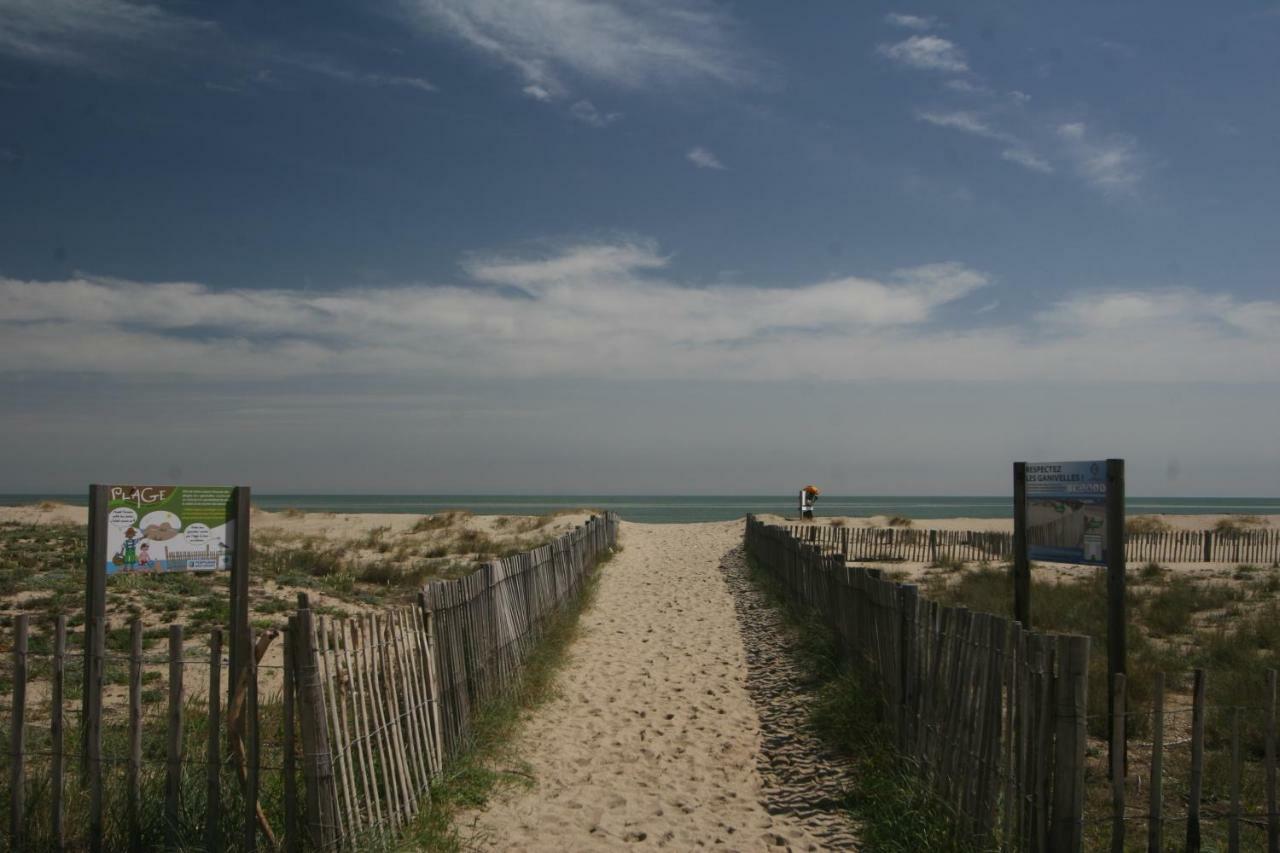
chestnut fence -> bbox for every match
[787,523,1280,565]
[2,513,618,851]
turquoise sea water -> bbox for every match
[4,495,1279,524]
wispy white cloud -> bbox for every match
[686,146,726,170]
[876,35,967,73]
[885,13,936,31]
[522,84,552,101]
[916,110,1002,139]
[2,241,1275,384]
[569,99,621,127]
[1000,147,1053,173]
[0,0,213,67]
[1057,122,1142,194]
[943,78,990,96]
[279,56,436,93]
[916,110,1053,174]
[400,0,756,98]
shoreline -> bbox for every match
[4,502,1277,535]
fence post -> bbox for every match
[1204,531,1213,562]
[295,596,339,851]
[1187,668,1206,853]
[166,624,185,851]
[10,614,28,851]
[244,636,259,853]
[283,622,301,853]
[1050,634,1090,853]
[1268,668,1278,853]
[1110,673,1126,853]
[52,614,66,850]
[1149,672,1165,853]
[207,628,223,853]
[898,585,918,753]
[128,620,143,853]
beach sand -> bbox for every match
[461,521,832,851]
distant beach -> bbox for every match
[3,494,1279,524]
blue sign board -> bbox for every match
[1025,460,1109,565]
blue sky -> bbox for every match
[2,0,1278,495]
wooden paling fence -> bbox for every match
[749,516,1090,852]
[304,512,619,847]
[789,523,1013,563]
[2,512,619,851]
[789,523,1280,565]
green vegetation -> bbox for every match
[410,510,474,533]
[1126,516,1172,535]
[0,693,295,852]
[928,553,967,573]
[887,515,913,527]
[1215,514,1269,534]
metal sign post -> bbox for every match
[1013,462,1030,626]
[1105,458,1127,772]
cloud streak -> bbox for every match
[278,55,436,93]
[1,241,1275,384]
[916,110,1053,174]
[1057,122,1142,195]
[877,35,967,73]
[686,146,726,169]
[885,13,937,31]
[0,0,213,67]
[401,0,755,98]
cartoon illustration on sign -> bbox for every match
[103,486,235,575]
[116,527,141,571]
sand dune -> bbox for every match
[463,521,832,850]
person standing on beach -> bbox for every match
[799,485,820,520]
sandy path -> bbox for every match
[464,521,830,851]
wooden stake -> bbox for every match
[207,628,223,853]
[1268,669,1278,853]
[1148,672,1164,853]
[166,624,185,851]
[283,624,300,853]
[9,614,28,851]
[52,615,66,851]
[244,636,259,853]
[128,619,143,853]
[1230,706,1242,853]
[1187,668,1206,853]
[1111,673,1126,853]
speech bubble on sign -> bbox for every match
[108,507,138,529]
[184,523,211,546]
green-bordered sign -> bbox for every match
[103,485,236,574]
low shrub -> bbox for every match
[1127,516,1172,535]
[1215,515,1269,534]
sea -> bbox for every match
[4,495,1279,525]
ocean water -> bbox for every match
[4,494,1279,525]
